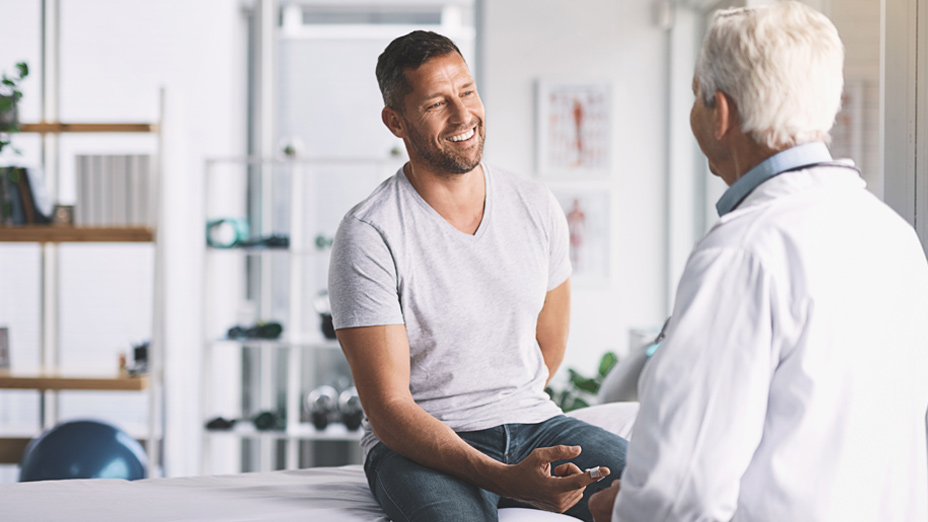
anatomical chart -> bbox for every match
[536,81,611,178]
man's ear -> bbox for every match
[713,90,737,140]
[382,107,407,138]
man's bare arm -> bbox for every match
[536,278,571,386]
[336,321,604,513]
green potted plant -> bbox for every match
[545,351,618,412]
[0,62,31,225]
[0,61,28,145]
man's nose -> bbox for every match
[447,97,469,123]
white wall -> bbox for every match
[828,0,882,197]
[480,0,671,377]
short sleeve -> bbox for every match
[327,215,405,330]
[546,189,572,290]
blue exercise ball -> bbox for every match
[19,419,148,482]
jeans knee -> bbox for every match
[367,446,499,522]
[405,494,496,522]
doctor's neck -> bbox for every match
[720,130,783,186]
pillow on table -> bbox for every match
[566,401,639,440]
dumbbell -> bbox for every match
[205,410,284,431]
[304,385,364,431]
[338,387,363,431]
[305,385,338,430]
[226,321,283,340]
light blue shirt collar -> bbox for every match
[715,142,832,216]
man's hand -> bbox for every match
[589,479,621,522]
[496,445,611,513]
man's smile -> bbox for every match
[447,126,476,142]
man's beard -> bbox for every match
[405,119,486,175]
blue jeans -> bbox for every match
[364,415,628,522]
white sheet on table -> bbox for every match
[0,466,385,522]
[0,402,638,521]
[0,466,581,521]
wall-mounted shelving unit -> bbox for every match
[0,110,165,477]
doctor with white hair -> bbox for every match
[589,2,928,520]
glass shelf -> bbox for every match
[204,422,362,441]
[208,338,340,350]
[205,246,329,257]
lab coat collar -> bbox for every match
[716,142,832,216]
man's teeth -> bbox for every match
[448,128,475,142]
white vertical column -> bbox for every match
[254,0,278,473]
[665,4,699,315]
[147,88,167,477]
[39,244,57,429]
[882,0,917,225]
[39,0,60,431]
[255,0,277,160]
[41,0,59,200]
[285,161,304,470]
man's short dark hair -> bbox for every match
[376,30,463,111]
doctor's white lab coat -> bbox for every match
[613,164,928,521]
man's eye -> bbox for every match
[462,91,473,97]
[429,101,443,109]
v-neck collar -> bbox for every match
[399,163,491,239]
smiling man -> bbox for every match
[327,31,628,522]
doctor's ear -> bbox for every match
[382,107,407,138]
[713,91,738,140]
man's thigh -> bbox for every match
[512,415,628,522]
[517,415,627,474]
[365,442,500,522]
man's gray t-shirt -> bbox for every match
[328,164,569,457]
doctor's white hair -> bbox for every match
[695,1,845,149]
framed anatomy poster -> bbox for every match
[551,188,610,283]
[536,80,612,178]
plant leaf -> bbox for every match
[598,352,618,378]
[567,368,599,394]
[570,397,591,411]
[575,378,599,394]
[16,62,28,78]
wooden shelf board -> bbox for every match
[19,122,158,134]
[0,437,31,465]
[0,370,148,391]
[0,226,154,243]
